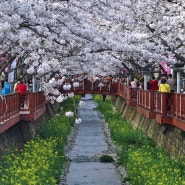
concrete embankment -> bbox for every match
[108,95,185,159]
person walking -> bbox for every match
[16,79,27,108]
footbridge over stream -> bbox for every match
[0,80,185,134]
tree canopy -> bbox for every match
[0,0,185,97]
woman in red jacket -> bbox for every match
[16,80,27,108]
[149,76,158,91]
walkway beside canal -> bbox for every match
[59,94,127,185]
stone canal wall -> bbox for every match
[0,102,60,156]
[109,96,185,159]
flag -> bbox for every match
[8,58,18,83]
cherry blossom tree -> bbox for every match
[0,0,184,94]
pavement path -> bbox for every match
[59,94,127,185]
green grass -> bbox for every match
[0,95,81,185]
[93,95,185,185]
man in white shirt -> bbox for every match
[167,74,175,92]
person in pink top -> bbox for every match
[149,76,158,91]
[130,78,138,88]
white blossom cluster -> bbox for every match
[0,0,184,91]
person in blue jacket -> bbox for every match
[0,78,11,94]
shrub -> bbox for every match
[99,154,114,162]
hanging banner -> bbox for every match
[161,61,171,75]
[8,58,18,83]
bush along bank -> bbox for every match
[93,95,185,185]
[0,95,81,185]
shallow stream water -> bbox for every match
[60,94,124,185]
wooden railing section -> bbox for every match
[137,90,156,118]
[20,91,46,122]
[0,91,46,133]
[60,81,185,131]
[0,81,185,133]
[62,80,118,95]
[0,94,20,133]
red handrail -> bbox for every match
[173,93,185,119]
[0,81,185,132]
[0,94,20,124]
[137,89,154,112]
[28,91,46,114]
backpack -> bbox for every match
[1,82,11,94]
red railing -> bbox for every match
[27,91,46,114]
[137,90,155,112]
[126,87,137,105]
[63,81,185,130]
[0,81,185,133]
[61,80,118,95]
[173,93,185,119]
[156,92,174,116]
[0,94,20,133]
[0,94,20,124]
[0,91,46,133]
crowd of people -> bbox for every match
[129,73,176,93]
[0,77,41,108]
[0,73,184,108]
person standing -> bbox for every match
[130,78,138,88]
[16,79,27,108]
[13,80,20,93]
[167,74,175,92]
[35,78,41,92]
[106,75,112,83]
[0,78,10,94]
[0,80,3,93]
[149,76,158,91]
[28,79,33,92]
[159,78,171,92]
[159,77,171,112]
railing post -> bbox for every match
[179,94,182,117]
[161,93,167,116]
[149,91,154,111]
[127,87,132,101]
[137,89,140,105]
[0,94,20,125]
[155,92,158,112]
[28,93,35,114]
